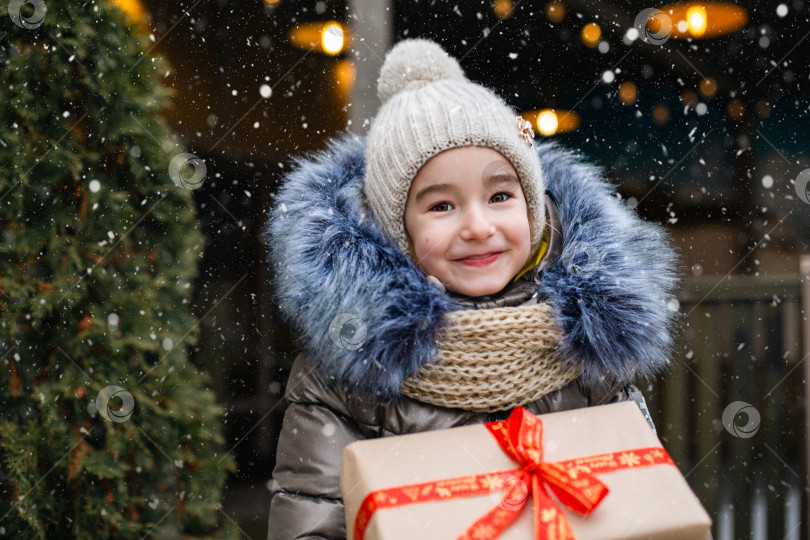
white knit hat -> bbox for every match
[363,38,546,261]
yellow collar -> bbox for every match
[511,225,550,283]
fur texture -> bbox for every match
[261,132,680,401]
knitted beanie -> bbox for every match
[363,38,546,262]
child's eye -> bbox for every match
[429,202,452,212]
[429,193,512,212]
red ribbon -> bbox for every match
[353,406,674,540]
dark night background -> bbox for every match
[117,1,810,537]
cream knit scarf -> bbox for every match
[400,302,581,413]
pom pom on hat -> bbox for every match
[377,38,466,105]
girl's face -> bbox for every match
[404,146,532,297]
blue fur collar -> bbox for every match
[262,132,680,402]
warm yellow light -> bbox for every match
[727,99,744,120]
[581,23,602,47]
[263,0,281,8]
[111,0,146,23]
[546,1,565,23]
[289,22,351,55]
[652,104,670,125]
[537,110,559,136]
[523,109,579,136]
[493,0,513,19]
[686,5,708,37]
[618,82,637,105]
[659,2,747,39]
[699,78,717,97]
[322,23,345,55]
[681,90,698,108]
[334,59,355,104]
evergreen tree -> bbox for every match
[0,1,237,538]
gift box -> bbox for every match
[340,401,712,539]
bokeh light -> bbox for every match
[546,1,565,23]
[493,0,514,19]
[537,110,559,136]
[699,78,717,98]
[652,103,670,124]
[619,81,638,105]
[322,22,345,55]
[727,99,745,120]
[581,23,602,47]
[686,5,708,37]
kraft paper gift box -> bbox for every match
[340,401,712,540]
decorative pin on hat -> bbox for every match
[516,115,534,147]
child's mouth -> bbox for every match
[456,252,502,266]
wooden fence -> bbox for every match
[646,255,810,540]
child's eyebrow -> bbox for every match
[413,173,519,203]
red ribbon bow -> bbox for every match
[353,406,674,540]
[459,407,608,540]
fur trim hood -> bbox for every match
[262,132,680,402]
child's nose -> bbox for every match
[459,204,495,240]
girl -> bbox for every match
[262,38,678,539]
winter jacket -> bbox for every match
[262,132,679,539]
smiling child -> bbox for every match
[263,38,678,539]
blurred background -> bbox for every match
[80,0,810,538]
